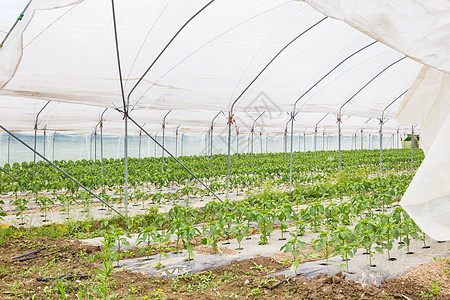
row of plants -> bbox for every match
[0,149,422,222]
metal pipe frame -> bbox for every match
[322,129,326,155]
[126,115,222,202]
[175,125,180,158]
[139,123,147,162]
[289,40,377,189]
[314,113,329,164]
[99,108,108,176]
[33,101,50,180]
[210,111,222,167]
[7,135,10,164]
[337,57,406,180]
[379,90,407,176]
[52,131,56,162]
[0,0,32,48]
[226,17,327,199]
[251,111,265,168]
[181,133,185,157]
[259,129,263,155]
[161,110,172,172]
[1,124,124,217]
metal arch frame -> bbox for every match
[0,0,32,48]
[126,115,222,202]
[110,1,215,216]
[225,17,327,199]
[379,90,408,176]
[33,101,50,180]
[250,111,265,168]
[289,41,378,192]
[181,132,185,157]
[337,56,406,179]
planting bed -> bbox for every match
[2,149,450,299]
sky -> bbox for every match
[0,0,29,34]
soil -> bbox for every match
[1,237,449,299]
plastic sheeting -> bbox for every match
[0,0,421,117]
[0,96,412,136]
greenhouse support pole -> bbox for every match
[303,132,306,152]
[138,132,142,161]
[205,133,208,157]
[322,130,326,155]
[379,90,407,176]
[314,113,328,164]
[175,125,180,158]
[52,132,56,162]
[259,130,263,154]
[210,111,222,167]
[127,116,222,201]
[43,127,46,158]
[33,101,50,181]
[111,0,129,215]
[337,116,342,180]
[379,120,383,176]
[161,110,171,172]
[0,124,124,217]
[181,133,184,157]
[360,129,363,150]
[225,18,327,199]
[266,134,269,153]
[99,108,107,176]
[7,135,10,164]
[337,57,405,179]
[369,134,372,150]
[251,111,265,168]
[298,135,301,152]
[226,113,232,199]
[94,131,97,166]
[124,115,129,215]
[397,125,401,155]
[154,133,158,157]
[236,133,239,157]
[288,112,296,191]
[138,123,146,162]
[288,39,378,162]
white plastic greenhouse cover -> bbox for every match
[0,0,449,239]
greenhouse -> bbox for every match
[0,0,449,299]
